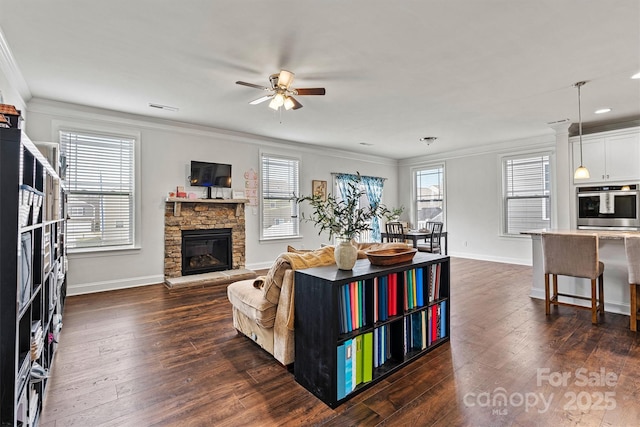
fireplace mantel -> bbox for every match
[165,197,248,216]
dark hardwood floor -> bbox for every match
[40,258,640,426]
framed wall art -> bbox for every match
[312,180,327,201]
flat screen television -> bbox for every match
[190,161,232,188]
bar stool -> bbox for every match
[624,235,640,331]
[541,233,604,324]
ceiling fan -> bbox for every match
[236,70,326,111]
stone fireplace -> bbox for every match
[164,199,251,285]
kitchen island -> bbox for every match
[523,229,639,316]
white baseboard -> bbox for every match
[67,274,164,296]
[448,250,532,266]
[246,261,274,271]
[529,288,629,316]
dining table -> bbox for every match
[381,229,448,255]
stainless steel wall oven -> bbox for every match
[577,184,640,230]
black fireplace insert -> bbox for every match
[181,228,232,276]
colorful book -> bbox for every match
[431,305,438,342]
[427,306,432,345]
[434,264,441,300]
[339,287,345,333]
[416,268,424,307]
[411,312,422,351]
[373,277,378,323]
[363,332,373,382]
[440,301,446,338]
[421,310,427,349]
[373,327,379,368]
[389,274,396,316]
[344,285,352,332]
[337,343,346,400]
[358,280,365,328]
[355,335,363,385]
[351,339,357,389]
[350,282,357,330]
[380,277,387,321]
[345,339,353,395]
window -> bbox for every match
[261,153,299,239]
[503,154,551,235]
[60,130,135,249]
[414,165,445,230]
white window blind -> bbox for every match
[261,154,299,239]
[504,154,550,235]
[60,130,135,249]
[414,165,444,230]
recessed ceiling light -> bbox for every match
[595,108,611,114]
[149,103,179,112]
[632,72,640,79]
[359,142,374,146]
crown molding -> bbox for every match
[0,25,31,102]
[27,97,397,167]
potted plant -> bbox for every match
[295,174,403,270]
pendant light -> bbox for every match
[573,81,590,179]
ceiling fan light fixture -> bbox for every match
[269,93,285,110]
[278,70,295,88]
[283,96,296,110]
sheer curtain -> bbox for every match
[361,176,385,242]
[334,173,385,243]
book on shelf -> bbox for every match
[362,332,373,382]
[355,335,363,386]
[344,339,353,395]
[337,343,346,400]
[416,269,424,307]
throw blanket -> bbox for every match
[252,245,336,331]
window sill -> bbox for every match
[259,235,303,243]
[68,245,141,258]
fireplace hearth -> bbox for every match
[181,228,232,276]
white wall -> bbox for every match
[23,98,399,294]
[398,135,556,265]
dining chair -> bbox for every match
[385,222,406,243]
[624,235,640,331]
[417,222,443,254]
[541,233,604,325]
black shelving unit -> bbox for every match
[294,252,450,407]
[0,128,67,426]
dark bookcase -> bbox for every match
[294,252,450,407]
[0,128,67,426]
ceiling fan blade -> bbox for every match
[287,96,303,110]
[236,81,270,91]
[295,88,326,96]
[249,95,273,105]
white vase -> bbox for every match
[335,239,358,270]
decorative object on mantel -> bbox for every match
[244,168,258,206]
[573,81,590,180]
[365,247,417,266]
[295,173,403,270]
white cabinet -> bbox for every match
[572,127,640,184]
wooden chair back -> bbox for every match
[385,222,405,243]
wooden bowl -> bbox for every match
[365,247,417,266]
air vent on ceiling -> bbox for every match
[148,103,179,112]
